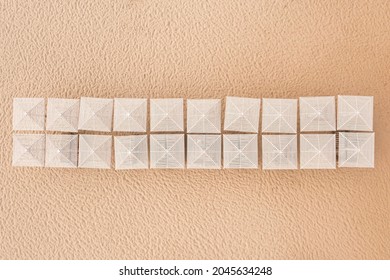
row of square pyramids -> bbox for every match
[13,132,374,169]
[13,95,373,133]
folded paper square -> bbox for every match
[224,97,260,133]
[299,96,335,132]
[300,134,336,169]
[338,132,374,168]
[187,99,221,133]
[114,135,148,170]
[150,134,184,169]
[78,135,112,169]
[13,134,45,167]
[262,98,297,133]
[187,134,221,169]
[46,98,80,132]
[78,97,113,132]
[113,98,147,132]
[262,135,297,170]
[13,98,45,131]
[223,134,258,169]
[45,134,78,168]
[337,95,373,131]
[150,99,183,132]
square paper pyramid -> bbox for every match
[299,96,335,132]
[262,98,297,133]
[114,135,148,170]
[150,134,184,169]
[224,97,260,133]
[262,135,297,170]
[150,99,183,132]
[187,134,221,169]
[337,96,373,131]
[113,98,147,132]
[300,134,336,169]
[13,98,45,131]
[78,97,113,132]
[223,134,258,169]
[78,135,112,169]
[13,134,45,167]
[338,132,374,168]
[45,134,78,168]
[187,99,221,133]
[46,98,80,132]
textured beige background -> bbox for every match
[1,0,389,259]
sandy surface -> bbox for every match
[0,0,389,259]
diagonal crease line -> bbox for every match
[263,101,294,132]
[151,101,169,130]
[224,136,240,153]
[204,136,221,152]
[79,137,95,166]
[338,113,357,130]
[80,137,110,165]
[339,134,359,165]
[153,101,182,131]
[226,152,241,167]
[300,98,321,131]
[203,116,220,132]
[338,97,358,125]
[78,101,95,128]
[59,102,79,129]
[188,137,206,164]
[49,139,76,166]
[129,136,147,152]
[356,134,374,165]
[14,136,43,163]
[263,136,281,152]
[301,135,320,153]
[225,101,245,129]
[280,136,296,153]
[201,152,218,167]
[239,152,257,167]
[151,136,170,152]
[159,153,183,168]
[300,98,333,131]
[241,135,257,152]
[264,153,282,169]
[187,103,205,132]
[115,139,131,166]
[168,135,183,152]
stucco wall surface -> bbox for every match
[0,0,389,259]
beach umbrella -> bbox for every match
[114,135,148,170]
[46,98,79,132]
[45,134,78,168]
[337,95,373,131]
[13,98,45,131]
[78,135,112,169]
[262,134,297,170]
[13,134,45,167]
[78,97,113,132]
[150,134,184,169]
[187,99,221,133]
[262,98,297,133]
[299,96,336,132]
[150,98,183,132]
[300,134,336,169]
[113,98,147,132]
[224,96,261,133]
[338,132,374,168]
[187,134,221,169]
[223,134,258,169]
